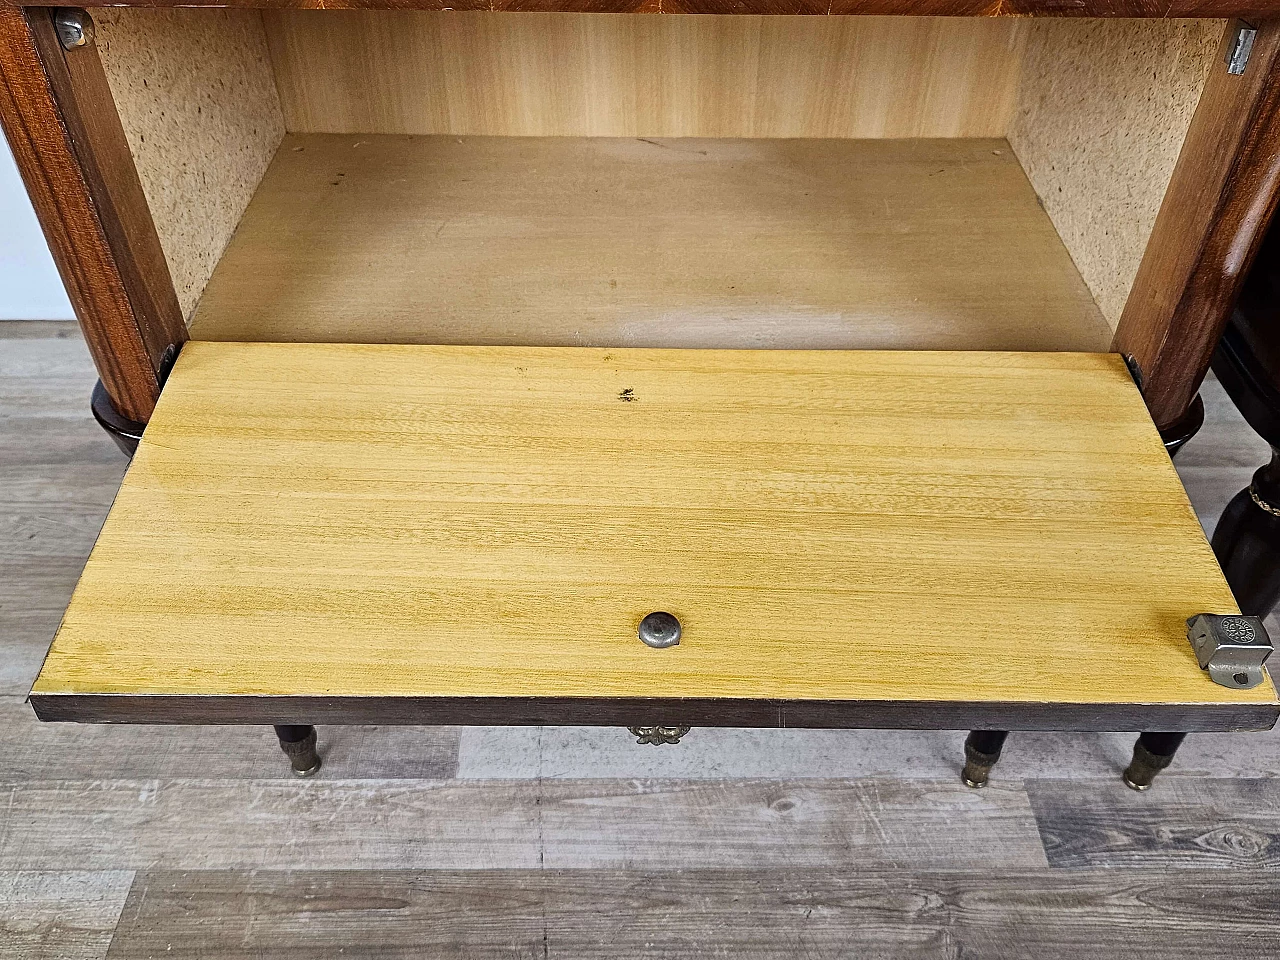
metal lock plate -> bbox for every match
[1186,614,1273,689]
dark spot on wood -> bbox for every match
[618,388,637,402]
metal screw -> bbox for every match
[54,9,94,51]
[1226,20,1257,76]
[638,612,681,649]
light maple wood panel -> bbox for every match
[187,135,1110,350]
[31,342,1275,724]
[262,13,1026,138]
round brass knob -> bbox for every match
[638,612,681,648]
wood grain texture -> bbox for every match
[104,869,1280,960]
[1028,777,1280,868]
[0,556,109,695]
[15,0,1280,17]
[31,342,1275,726]
[7,327,1280,958]
[0,871,133,960]
[0,778,1045,870]
[1114,21,1280,432]
[454,718,1280,781]
[0,8,184,423]
[0,319,80,338]
[264,13,1025,138]
[0,336,126,696]
[0,699,460,781]
[188,135,1109,351]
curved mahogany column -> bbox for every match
[1115,20,1280,435]
[0,7,185,423]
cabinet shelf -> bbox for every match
[189,134,1111,352]
[31,343,1276,729]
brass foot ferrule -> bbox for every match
[1122,741,1173,792]
[961,733,1005,789]
[280,728,322,778]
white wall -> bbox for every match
[1,139,74,321]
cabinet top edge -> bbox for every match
[7,1,1273,19]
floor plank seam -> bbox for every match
[10,331,1280,956]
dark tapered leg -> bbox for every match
[962,730,1008,788]
[1213,448,1280,618]
[1159,393,1205,457]
[90,379,144,458]
[273,724,320,778]
[1122,731,1186,791]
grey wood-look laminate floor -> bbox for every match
[3,322,1280,959]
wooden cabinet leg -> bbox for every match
[1123,731,1186,791]
[1113,22,1280,436]
[273,725,321,778]
[90,379,144,458]
[1213,448,1280,619]
[1159,394,1204,457]
[0,8,186,424]
[962,730,1008,788]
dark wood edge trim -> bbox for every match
[28,693,1280,732]
[13,0,1280,17]
[0,8,184,422]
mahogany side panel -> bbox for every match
[0,7,184,422]
[1114,20,1280,432]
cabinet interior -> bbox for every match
[92,11,1226,352]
